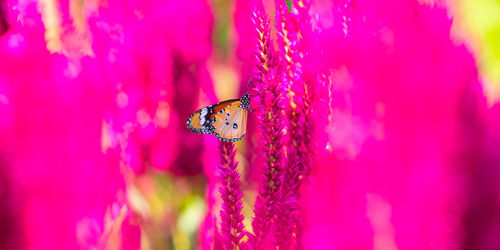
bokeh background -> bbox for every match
[1,0,500,249]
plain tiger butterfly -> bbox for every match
[186,93,251,142]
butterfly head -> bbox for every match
[240,93,251,110]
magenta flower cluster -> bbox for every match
[250,1,285,248]
[213,0,325,249]
[3,0,500,249]
[216,141,246,249]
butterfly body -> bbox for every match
[187,93,250,142]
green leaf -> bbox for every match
[285,0,293,12]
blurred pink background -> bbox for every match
[0,0,499,249]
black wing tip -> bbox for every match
[187,119,215,135]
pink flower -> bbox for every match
[217,141,246,249]
[249,1,286,247]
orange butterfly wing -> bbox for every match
[211,102,248,141]
[187,93,250,142]
[209,101,235,120]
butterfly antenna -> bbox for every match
[243,77,255,94]
[251,107,263,112]
[244,77,261,99]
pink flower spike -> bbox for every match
[217,141,246,249]
[250,0,286,247]
[274,0,323,247]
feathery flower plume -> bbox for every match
[275,0,314,178]
[250,0,286,247]
[251,69,285,247]
[275,153,301,249]
[217,141,246,249]
[253,0,275,82]
[274,0,318,247]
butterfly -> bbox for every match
[187,93,251,142]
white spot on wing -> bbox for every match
[199,108,208,125]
